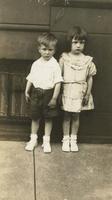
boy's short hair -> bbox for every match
[37,32,58,48]
[67,26,88,42]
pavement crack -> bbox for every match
[33,150,37,200]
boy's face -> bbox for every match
[71,38,85,54]
[38,44,55,61]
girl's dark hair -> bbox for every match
[67,26,88,42]
[66,26,88,51]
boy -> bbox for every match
[25,32,63,153]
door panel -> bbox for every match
[51,7,112,33]
[0,73,8,116]
[0,0,50,24]
[0,31,41,60]
[0,60,31,118]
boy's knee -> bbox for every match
[64,111,71,121]
[72,113,79,120]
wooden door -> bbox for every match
[0,0,112,142]
[50,0,112,143]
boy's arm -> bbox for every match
[48,83,61,108]
[83,76,93,106]
[25,81,33,103]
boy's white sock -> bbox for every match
[30,133,37,140]
[25,133,38,151]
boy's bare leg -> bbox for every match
[62,112,71,152]
[25,119,40,151]
[44,119,53,136]
[31,119,40,134]
[43,119,53,153]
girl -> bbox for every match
[59,26,97,152]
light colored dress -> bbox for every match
[59,52,97,112]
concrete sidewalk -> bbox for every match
[0,141,112,200]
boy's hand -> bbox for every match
[48,98,57,108]
[82,94,89,106]
[25,92,31,103]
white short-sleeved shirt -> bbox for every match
[26,57,63,89]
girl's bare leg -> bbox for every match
[63,112,71,136]
[70,113,80,152]
[71,113,80,136]
[62,112,71,152]
[43,119,53,153]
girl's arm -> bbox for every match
[59,58,64,76]
[83,76,93,106]
[48,83,61,108]
[25,81,33,103]
[86,76,93,96]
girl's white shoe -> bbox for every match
[70,135,79,152]
[62,136,70,152]
[25,134,37,151]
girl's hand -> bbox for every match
[48,98,57,108]
[25,92,31,103]
[82,94,89,106]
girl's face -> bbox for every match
[71,38,85,55]
[38,44,55,61]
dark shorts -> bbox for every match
[30,87,59,120]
